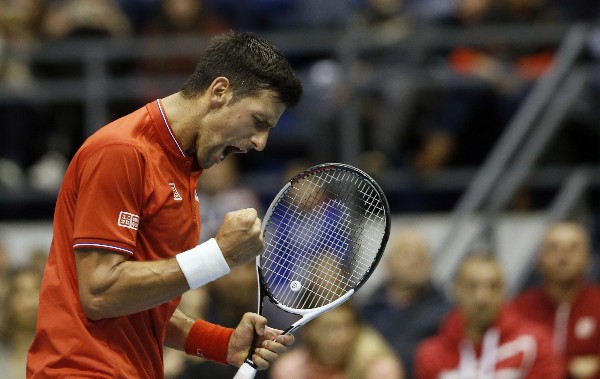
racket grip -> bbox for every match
[233,362,257,379]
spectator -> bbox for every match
[196,156,263,243]
[270,302,405,379]
[429,0,557,169]
[42,0,132,39]
[33,0,134,172]
[352,0,414,46]
[3,266,42,379]
[346,0,419,161]
[509,222,600,379]
[359,227,452,377]
[415,254,563,379]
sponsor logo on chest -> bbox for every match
[169,182,183,201]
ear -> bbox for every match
[208,77,232,108]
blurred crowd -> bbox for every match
[0,0,598,213]
[2,214,599,378]
[0,1,599,376]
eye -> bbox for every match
[253,115,272,130]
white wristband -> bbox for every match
[176,238,231,289]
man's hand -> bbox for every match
[215,209,264,268]
[227,313,294,370]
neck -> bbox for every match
[465,322,490,343]
[544,279,584,304]
[160,93,206,153]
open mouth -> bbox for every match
[221,146,245,161]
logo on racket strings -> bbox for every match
[290,281,302,292]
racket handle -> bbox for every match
[233,362,257,379]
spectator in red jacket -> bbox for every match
[415,254,563,379]
[509,222,600,379]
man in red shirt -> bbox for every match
[509,222,600,379]
[415,255,563,379]
[27,31,303,378]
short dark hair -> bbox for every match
[181,30,303,107]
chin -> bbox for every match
[198,160,212,170]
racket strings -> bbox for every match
[261,168,387,310]
[272,186,380,302]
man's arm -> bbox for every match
[75,249,189,320]
[165,308,195,350]
[75,208,264,320]
[76,208,263,320]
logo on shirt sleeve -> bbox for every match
[118,211,140,230]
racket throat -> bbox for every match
[281,289,355,336]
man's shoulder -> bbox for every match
[77,106,154,160]
[499,305,554,342]
[89,106,152,145]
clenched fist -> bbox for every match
[215,208,264,268]
[227,313,294,369]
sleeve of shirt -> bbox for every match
[73,143,148,256]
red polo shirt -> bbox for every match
[27,100,202,378]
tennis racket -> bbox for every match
[233,163,390,379]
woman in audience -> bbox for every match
[270,302,405,379]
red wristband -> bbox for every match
[184,320,234,365]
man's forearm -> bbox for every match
[165,308,196,351]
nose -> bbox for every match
[251,129,269,152]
